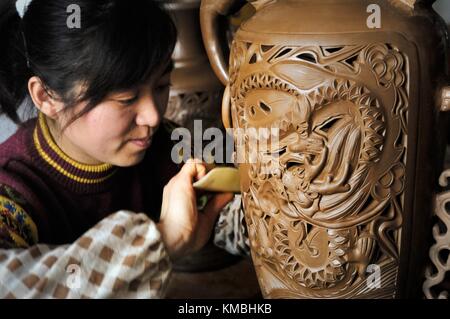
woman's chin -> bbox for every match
[113,151,147,167]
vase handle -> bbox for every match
[221,84,232,129]
[200,0,239,86]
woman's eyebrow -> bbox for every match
[109,88,139,98]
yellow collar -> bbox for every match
[33,113,116,185]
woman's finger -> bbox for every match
[181,159,207,181]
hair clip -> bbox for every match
[16,0,33,19]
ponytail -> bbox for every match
[0,1,31,123]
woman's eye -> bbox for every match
[118,96,138,105]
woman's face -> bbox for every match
[55,65,172,167]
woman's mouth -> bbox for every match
[130,137,152,149]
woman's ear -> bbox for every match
[28,76,64,119]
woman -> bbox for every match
[0,0,248,298]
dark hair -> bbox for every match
[0,0,177,125]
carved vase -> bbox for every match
[201,0,450,298]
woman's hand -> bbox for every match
[157,159,234,260]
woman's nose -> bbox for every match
[135,96,161,128]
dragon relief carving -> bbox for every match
[229,42,408,298]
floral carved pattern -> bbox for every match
[229,42,408,298]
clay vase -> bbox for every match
[159,0,224,132]
[201,0,450,298]
[157,0,241,272]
